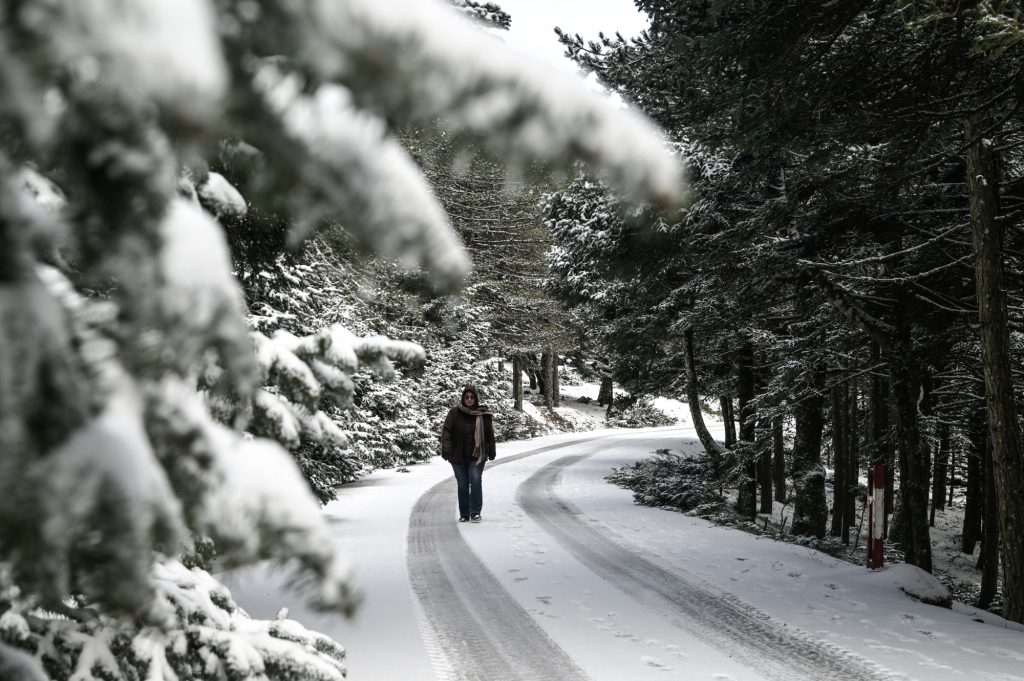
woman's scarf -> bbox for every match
[458,404,492,464]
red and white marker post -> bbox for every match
[867,463,886,570]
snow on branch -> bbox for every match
[1,560,347,681]
[275,0,686,208]
[28,0,228,127]
[252,70,471,292]
[449,0,512,30]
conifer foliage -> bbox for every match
[548,0,1024,622]
[0,0,682,677]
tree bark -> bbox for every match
[773,416,787,502]
[967,117,1024,622]
[736,340,757,520]
[543,349,555,409]
[598,375,613,407]
[759,417,773,514]
[831,382,848,539]
[962,409,985,555]
[978,433,1000,609]
[512,354,523,411]
[552,352,560,403]
[721,396,736,448]
[930,423,950,527]
[888,349,932,572]
[845,381,858,541]
[683,328,726,457]
[791,366,828,538]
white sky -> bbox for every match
[492,0,649,79]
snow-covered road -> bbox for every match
[222,428,1024,681]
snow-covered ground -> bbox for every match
[221,424,1024,681]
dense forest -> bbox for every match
[544,1,1024,624]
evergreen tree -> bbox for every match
[0,0,684,677]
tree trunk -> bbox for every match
[962,408,985,554]
[543,349,555,409]
[948,442,956,510]
[845,381,858,542]
[967,117,1024,623]
[930,423,950,526]
[683,328,726,457]
[759,418,773,514]
[552,353,560,403]
[735,341,757,520]
[512,354,523,411]
[831,382,848,539]
[888,349,932,572]
[529,366,538,391]
[721,396,736,448]
[773,416,787,502]
[598,375,613,407]
[979,433,1000,609]
[791,366,828,538]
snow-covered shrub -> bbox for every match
[606,396,676,428]
[607,449,726,513]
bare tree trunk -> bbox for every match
[598,375,613,407]
[683,328,726,457]
[773,416,787,502]
[968,117,1024,622]
[513,354,523,411]
[963,408,985,554]
[792,366,828,538]
[721,396,737,448]
[978,434,1000,609]
[831,382,848,539]
[948,442,956,510]
[889,347,932,572]
[736,341,757,520]
[552,352,560,404]
[931,423,950,527]
[845,381,858,542]
[543,349,554,409]
[759,418,773,514]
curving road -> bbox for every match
[408,432,898,681]
[516,451,897,681]
[406,438,601,681]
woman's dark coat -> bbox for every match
[441,404,496,465]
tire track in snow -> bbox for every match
[518,452,901,681]
[407,437,604,681]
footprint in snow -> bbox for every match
[536,595,552,605]
[640,656,671,670]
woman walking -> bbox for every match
[441,385,496,522]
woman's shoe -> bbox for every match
[458,516,470,522]
[470,514,482,523]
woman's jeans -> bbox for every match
[451,460,485,517]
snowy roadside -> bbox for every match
[467,428,1024,681]
[218,429,619,680]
